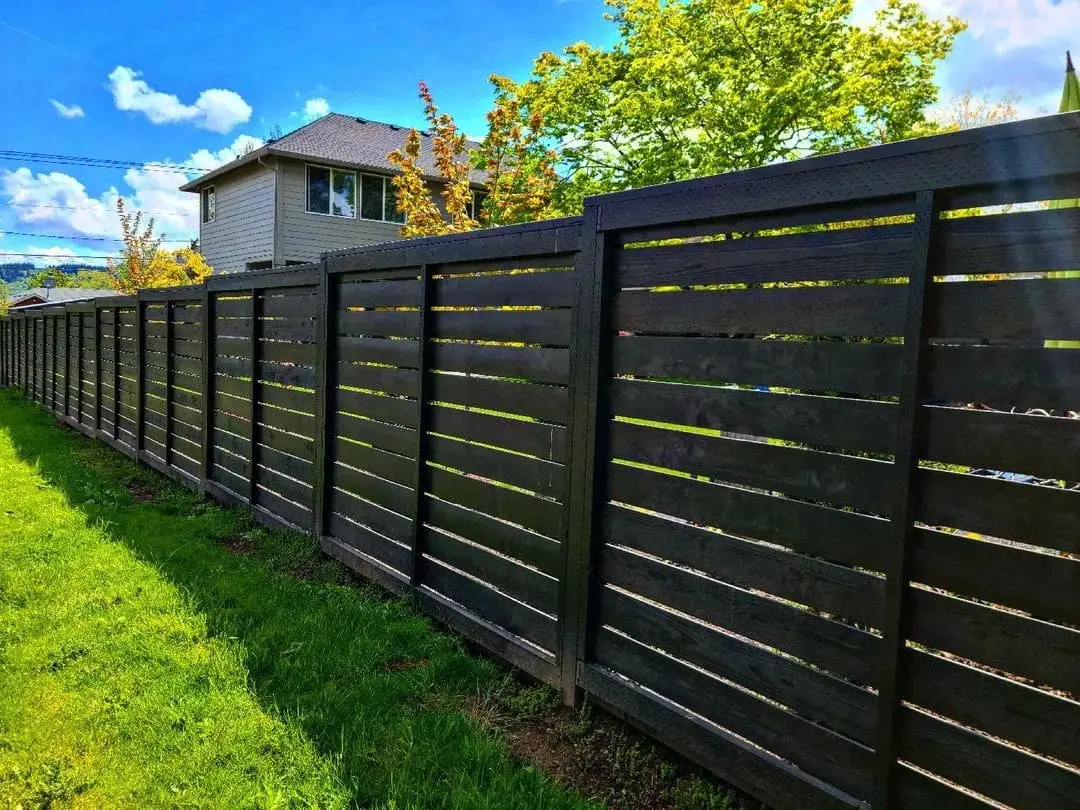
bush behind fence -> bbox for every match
[3,115,1080,810]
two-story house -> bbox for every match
[180,113,486,274]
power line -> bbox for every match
[0,251,113,260]
[0,200,194,218]
[1,230,193,244]
[0,149,207,173]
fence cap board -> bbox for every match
[325,216,583,274]
[588,111,1080,232]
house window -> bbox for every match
[201,185,215,223]
[358,173,406,223]
[306,165,356,217]
[469,190,487,220]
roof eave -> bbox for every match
[179,145,273,192]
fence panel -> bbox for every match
[1,115,1079,810]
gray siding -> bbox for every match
[279,159,403,262]
[198,163,275,274]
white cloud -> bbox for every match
[49,99,85,119]
[0,133,264,247]
[24,245,106,268]
[107,66,252,133]
[303,97,330,120]
[853,0,1073,55]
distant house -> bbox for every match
[180,113,487,274]
[8,287,121,310]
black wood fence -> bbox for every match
[3,114,1080,810]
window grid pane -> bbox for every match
[332,170,356,217]
[307,166,331,214]
[361,174,384,220]
[385,180,405,224]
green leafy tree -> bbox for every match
[25,268,73,288]
[497,0,964,213]
[70,269,115,289]
[0,281,9,317]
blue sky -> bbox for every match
[0,0,1073,267]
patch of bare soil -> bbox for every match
[216,535,255,555]
[124,481,156,503]
[468,689,764,810]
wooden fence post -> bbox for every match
[559,202,614,706]
[248,289,261,507]
[408,264,432,588]
[164,300,174,468]
[871,189,940,810]
[94,302,103,433]
[200,288,214,492]
[312,260,333,538]
[51,313,58,413]
[134,298,145,455]
[112,306,120,439]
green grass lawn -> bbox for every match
[0,390,593,810]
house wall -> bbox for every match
[198,162,276,274]
[278,160,403,263]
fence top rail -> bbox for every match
[325,216,583,274]
[137,286,207,302]
[587,111,1080,233]
[206,263,322,292]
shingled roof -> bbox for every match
[181,113,486,192]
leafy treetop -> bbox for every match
[107,200,212,294]
[495,0,965,213]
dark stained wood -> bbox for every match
[600,587,877,746]
[919,468,1080,554]
[422,558,557,652]
[898,706,1080,810]
[427,467,563,540]
[337,387,419,429]
[594,627,874,800]
[894,767,994,810]
[612,335,902,398]
[336,335,420,368]
[337,362,418,397]
[425,495,562,575]
[337,309,420,338]
[331,411,416,458]
[431,310,572,346]
[428,404,567,463]
[617,222,911,287]
[582,664,861,810]
[333,460,413,516]
[430,343,570,385]
[329,487,412,544]
[908,588,1080,695]
[334,437,414,488]
[930,277,1080,341]
[609,419,891,514]
[432,269,573,308]
[912,527,1080,624]
[423,528,559,615]
[939,206,1080,275]
[338,278,421,309]
[609,378,897,454]
[327,513,411,574]
[607,462,890,571]
[428,373,568,424]
[604,505,884,627]
[256,485,313,531]
[428,434,563,498]
[924,405,1080,482]
[614,285,906,338]
[601,543,880,685]
[905,648,1080,769]
[925,344,1080,413]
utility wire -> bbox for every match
[1,230,193,244]
[0,200,195,218]
[0,251,113,260]
[0,149,206,173]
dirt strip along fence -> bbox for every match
[3,114,1080,810]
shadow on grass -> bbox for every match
[1,394,591,810]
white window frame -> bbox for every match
[305,164,357,218]
[201,185,216,224]
[469,190,487,220]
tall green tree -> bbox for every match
[497,0,965,213]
